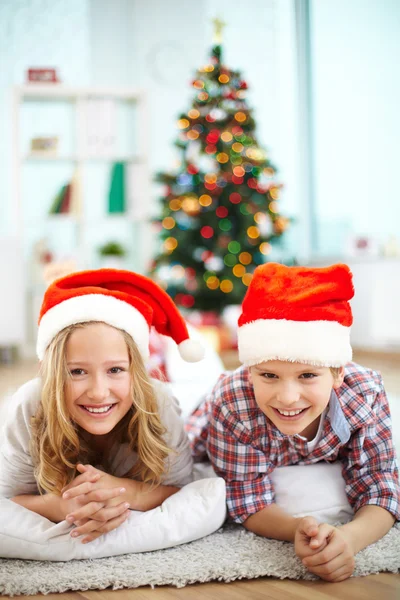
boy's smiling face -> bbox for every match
[249,360,344,440]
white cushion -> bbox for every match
[194,461,354,524]
[271,462,354,524]
[0,478,226,561]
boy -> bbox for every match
[187,263,399,582]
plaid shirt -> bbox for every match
[186,362,400,524]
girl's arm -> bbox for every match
[11,493,67,522]
[12,483,128,522]
[62,465,179,512]
[0,380,41,499]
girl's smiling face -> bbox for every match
[64,322,132,437]
[249,360,344,440]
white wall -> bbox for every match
[310,0,400,252]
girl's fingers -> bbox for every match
[81,510,130,544]
[86,486,127,503]
[66,501,104,524]
[61,471,100,494]
[91,501,130,523]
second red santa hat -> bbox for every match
[238,262,354,367]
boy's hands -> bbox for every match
[295,517,355,582]
[61,464,132,543]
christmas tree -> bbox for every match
[151,20,290,312]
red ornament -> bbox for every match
[205,181,217,191]
[229,192,241,204]
[205,145,217,154]
[187,164,198,175]
[216,206,228,218]
[181,294,195,308]
[232,175,244,185]
[201,250,214,261]
[239,81,248,90]
[247,178,258,189]
[232,126,243,135]
[201,226,214,239]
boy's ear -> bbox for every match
[332,366,345,389]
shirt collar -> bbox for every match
[328,389,351,443]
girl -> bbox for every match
[0,268,204,544]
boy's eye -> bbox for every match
[300,373,317,379]
[262,372,278,379]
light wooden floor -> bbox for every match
[1,351,399,599]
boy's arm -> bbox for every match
[341,378,400,525]
[340,504,395,553]
[244,503,301,541]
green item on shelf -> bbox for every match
[108,161,125,213]
[48,184,67,214]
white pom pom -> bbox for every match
[178,339,205,362]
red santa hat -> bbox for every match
[238,263,354,367]
[37,269,205,363]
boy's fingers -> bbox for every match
[308,523,332,549]
[303,538,342,567]
[299,516,319,537]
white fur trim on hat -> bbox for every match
[37,294,150,360]
[238,318,352,367]
[178,338,205,362]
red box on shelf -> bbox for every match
[27,68,59,83]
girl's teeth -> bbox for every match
[85,405,112,413]
[277,408,304,416]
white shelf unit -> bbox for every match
[11,84,151,350]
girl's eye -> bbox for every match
[263,373,278,379]
[300,373,317,379]
[109,367,124,374]
[70,368,85,376]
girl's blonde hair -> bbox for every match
[31,322,171,494]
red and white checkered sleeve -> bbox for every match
[342,375,400,521]
[207,400,274,524]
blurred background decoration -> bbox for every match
[0,0,399,358]
[150,30,293,313]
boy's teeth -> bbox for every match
[277,408,304,416]
[85,405,112,413]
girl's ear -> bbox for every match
[248,367,253,384]
[332,366,345,389]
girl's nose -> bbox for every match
[86,376,109,401]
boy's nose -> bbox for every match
[276,385,301,407]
